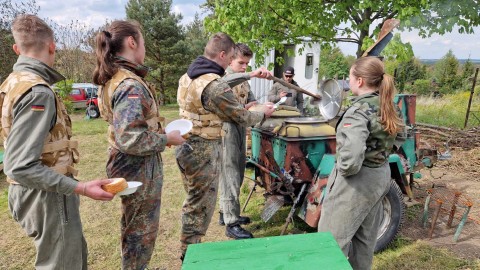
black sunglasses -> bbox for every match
[285,75,293,78]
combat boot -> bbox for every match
[219,212,251,226]
[225,224,254,239]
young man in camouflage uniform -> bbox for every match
[1,14,114,270]
[268,66,304,113]
[176,33,275,260]
[218,43,258,239]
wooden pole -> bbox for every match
[464,67,479,129]
[267,75,322,100]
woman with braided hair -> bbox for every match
[318,56,405,270]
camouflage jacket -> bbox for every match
[108,70,167,156]
[335,92,404,176]
[200,76,264,130]
[225,67,256,105]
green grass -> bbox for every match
[0,105,479,269]
[374,238,478,270]
[416,92,480,129]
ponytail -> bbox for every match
[93,30,116,85]
[351,57,403,135]
[379,74,403,135]
[93,20,142,85]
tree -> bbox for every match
[433,50,460,94]
[318,45,350,80]
[184,13,208,61]
[394,58,426,92]
[461,58,475,90]
[48,19,96,82]
[126,0,190,104]
[0,0,39,82]
[205,0,480,62]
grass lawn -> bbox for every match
[0,105,479,269]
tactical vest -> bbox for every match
[339,94,397,167]
[177,73,223,139]
[98,68,163,150]
[0,71,79,184]
[232,81,250,105]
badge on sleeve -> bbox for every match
[31,105,45,112]
[343,123,352,127]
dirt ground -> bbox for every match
[399,146,480,260]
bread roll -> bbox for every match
[102,178,128,194]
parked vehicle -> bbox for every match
[68,87,88,109]
[85,91,100,118]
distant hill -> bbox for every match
[420,59,480,65]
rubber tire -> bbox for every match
[86,105,100,118]
[374,180,405,253]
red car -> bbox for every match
[85,89,100,118]
[69,88,88,109]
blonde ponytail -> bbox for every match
[351,57,403,135]
[379,74,403,135]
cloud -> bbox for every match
[36,0,128,28]
[172,3,206,25]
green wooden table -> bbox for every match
[182,232,352,270]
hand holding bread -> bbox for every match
[75,179,115,201]
[102,178,128,194]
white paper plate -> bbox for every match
[165,119,193,136]
[117,181,143,196]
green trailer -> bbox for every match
[246,94,437,252]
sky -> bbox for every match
[30,0,480,59]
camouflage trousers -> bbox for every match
[107,148,163,270]
[8,185,87,270]
[175,136,222,257]
[318,163,390,270]
[219,122,247,225]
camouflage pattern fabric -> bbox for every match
[176,136,221,255]
[335,92,399,176]
[105,77,167,270]
[318,92,402,269]
[2,55,87,269]
[176,75,264,257]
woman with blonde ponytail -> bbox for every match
[318,56,405,270]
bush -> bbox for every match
[54,79,75,114]
[406,79,431,96]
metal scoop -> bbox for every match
[273,96,287,109]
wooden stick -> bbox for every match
[267,75,322,100]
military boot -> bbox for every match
[219,212,251,226]
[225,224,254,239]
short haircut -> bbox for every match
[234,43,253,59]
[204,32,235,59]
[11,14,54,53]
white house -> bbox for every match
[249,41,320,103]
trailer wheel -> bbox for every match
[374,180,405,253]
[86,104,100,118]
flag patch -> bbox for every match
[31,105,45,111]
[128,94,140,99]
[343,123,352,127]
